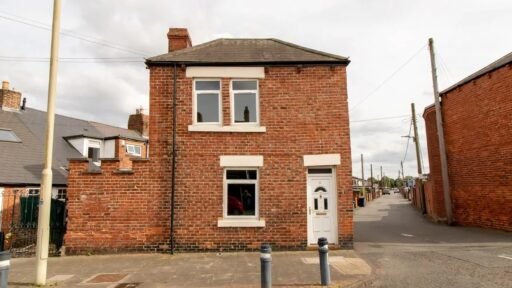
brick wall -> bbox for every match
[423,63,512,231]
[65,65,353,253]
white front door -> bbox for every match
[307,169,337,245]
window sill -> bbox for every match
[217,218,266,227]
[188,125,266,133]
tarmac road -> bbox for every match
[354,193,512,288]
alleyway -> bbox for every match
[354,194,512,287]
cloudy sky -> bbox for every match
[1,0,511,179]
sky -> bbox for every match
[1,0,511,179]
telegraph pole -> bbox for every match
[428,38,453,224]
[411,103,423,176]
[370,164,374,192]
[380,166,383,188]
[36,0,61,285]
[360,154,365,196]
[400,161,404,179]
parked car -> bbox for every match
[383,189,390,195]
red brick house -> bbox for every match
[423,52,512,231]
[0,81,147,255]
[65,28,353,254]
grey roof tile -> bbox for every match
[146,38,349,65]
[0,108,145,185]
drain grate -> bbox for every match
[115,283,141,288]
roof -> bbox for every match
[0,108,145,186]
[146,38,350,65]
[441,51,512,94]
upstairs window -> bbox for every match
[126,144,141,156]
[194,80,221,124]
[231,80,259,124]
[0,128,20,142]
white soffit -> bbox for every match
[303,154,341,166]
[186,67,265,79]
[220,155,264,167]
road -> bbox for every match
[354,193,512,288]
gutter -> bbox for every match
[170,63,178,254]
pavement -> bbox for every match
[9,250,372,287]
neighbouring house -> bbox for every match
[423,52,512,231]
[65,27,353,254]
[0,80,148,256]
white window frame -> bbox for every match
[56,188,67,201]
[126,144,142,156]
[193,79,222,125]
[86,139,102,165]
[27,188,40,196]
[230,79,260,126]
[223,168,259,220]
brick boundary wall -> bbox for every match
[65,65,354,254]
[423,64,512,231]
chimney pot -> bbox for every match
[167,28,192,52]
[2,81,9,90]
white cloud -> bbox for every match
[1,0,510,177]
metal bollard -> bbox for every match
[260,244,272,288]
[0,250,10,288]
[318,237,330,286]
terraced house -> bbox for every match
[0,81,148,256]
[65,28,353,253]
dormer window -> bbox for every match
[231,80,259,124]
[193,80,221,124]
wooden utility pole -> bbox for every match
[411,103,423,176]
[412,102,426,212]
[361,154,365,197]
[36,0,61,285]
[401,161,405,179]
[428,38,453,224]
[370,164,374,190]
[380,166,383,188]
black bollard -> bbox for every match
[318,237,330,286]
[260,244,272,288]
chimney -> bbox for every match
[167,28,192,52]
[0,81,22,111]
[128,108,149,138]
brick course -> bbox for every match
[423,63,512,231]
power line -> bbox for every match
[0,12,150,56]
[350,114,410,123]
[350,44,427,111]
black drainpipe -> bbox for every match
[170,63,177,254]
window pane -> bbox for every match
[0,129,19,142]
[197,93,219,122]
[233,80,257,90]
[88,147,100,162]
[134,146,141,155]
[234,92,257,123]
[308,168,332,174]
[227,183,256,216]
[195,80,220,91]
[226,170,257,180]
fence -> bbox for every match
[1,188,66,257]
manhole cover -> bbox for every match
[115,283,141,288]
[85,273,129,283]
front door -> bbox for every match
[307,169,337,245]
